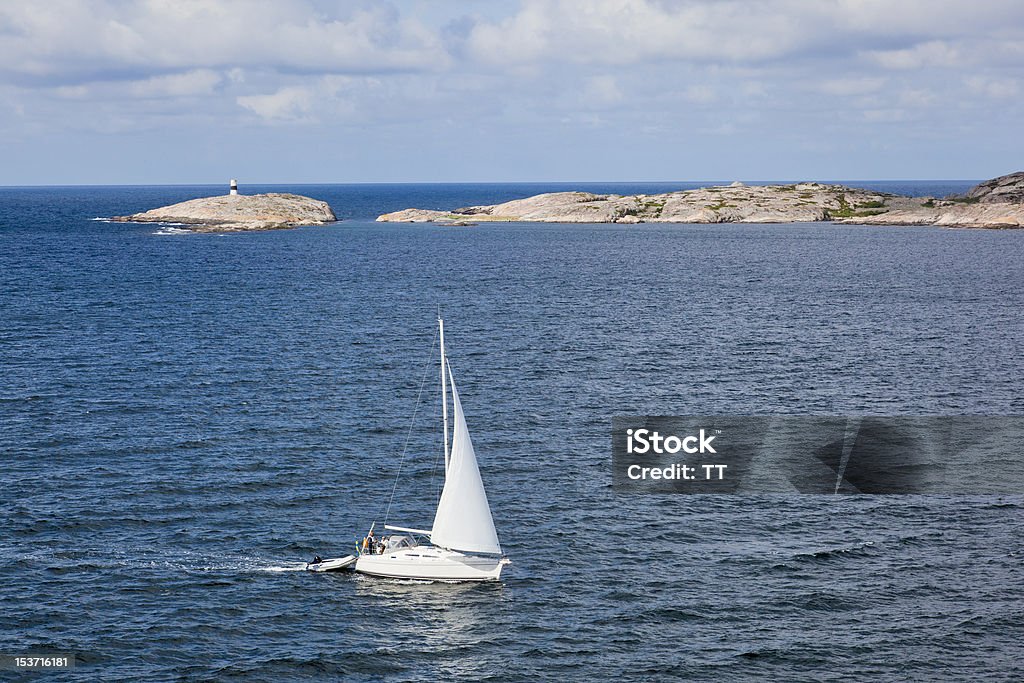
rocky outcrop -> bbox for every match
[844,201,1024,229]
[114,193,336,232]
[849,172,1024,229]
[964,172,1024,204]
[378,172,1024,229]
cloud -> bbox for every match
[965,75,1020,99]
[462,0,1024,69]
[236,75,360,122]
[237,85,316,122]
[0,0,1022,182]
[865,40,963,70]
[129,69,223,98]
[464,0,812,66]
[0,1,449,86]
[46,68,222,103]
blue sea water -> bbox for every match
[1,181,1023,681]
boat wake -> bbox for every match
[258,562,310,573]
[11,544,323,574]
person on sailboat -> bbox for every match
[361,529,375,555]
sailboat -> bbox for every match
[341,318,509,582]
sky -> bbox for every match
[1,0,1022,185]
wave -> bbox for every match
[259,563,310,572]
[791,540,876,562]
[11,545,323,574]
[91,216,194,234]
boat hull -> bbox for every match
[306,555,357,572]
[354,547,508,582]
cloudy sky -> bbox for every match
[1,0,1022,184]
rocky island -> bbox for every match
[114,185,336,232]
[378,172,1024,229]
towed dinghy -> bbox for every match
[305,555,357,572]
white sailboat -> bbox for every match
[351,318,509,582]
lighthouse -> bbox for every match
[229,179,238,195]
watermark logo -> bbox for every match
[613,416,1024,494]
[626,428,717,454]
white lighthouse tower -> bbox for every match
[229,179,238,195]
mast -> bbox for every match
[439,316,450,472]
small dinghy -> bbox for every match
[305,555,357,572]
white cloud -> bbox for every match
[46,69,222,101]
[237,86,316,122]
[462,0,1024,69]
[236,75,358,122]
[129,69,223,98]
[965,75,1020,99]
[0,0,1022,182]
[0,1,449,83]
[465,0,810,66]
[864,40,963,70]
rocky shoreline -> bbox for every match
[114,192,336,232]
[377,172,1024,229]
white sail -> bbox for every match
[430,362,502,555]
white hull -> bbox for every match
[355,547,508,582]
[306,555,357,572]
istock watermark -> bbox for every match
[612,416,1024,494]
[626,428,718,455]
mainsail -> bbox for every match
[430,361,502,555]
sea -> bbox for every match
[1,181,1023,681]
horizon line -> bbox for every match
[0,178,986,189]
